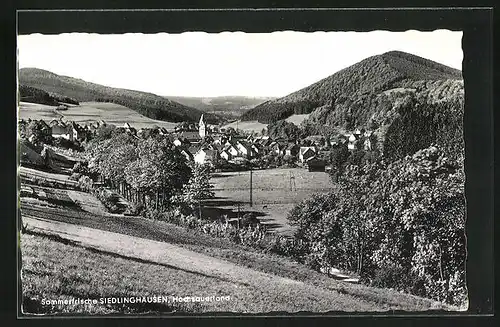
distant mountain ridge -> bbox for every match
[19,68,215,123]
[242,51,462,123]
[166,95,276,115]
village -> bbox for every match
[18,114,378,174]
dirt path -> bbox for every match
[23,216,386,312]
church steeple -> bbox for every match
[199,114,206,138]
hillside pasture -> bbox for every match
[222,120,268,134]
[285,114,310,126]
[208,168,334,235]
[18,101,177,130]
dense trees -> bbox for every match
[242,51,461,124]
[267,120,301,141]
[86,133,191,209]
[287,145,466,306]
[241,100,322,123]
[22,120,52,145]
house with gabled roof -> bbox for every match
[284,143,300,157]
[179,131,201,143]
[224,140,240,158]
[270,141,286,156]
[70,122,87,141]
[220,149,232,161]
[299,146,316,163]
[178,146,194,162]
[348,133,362,151]
[51,120,71,140]
[236,140,254,158]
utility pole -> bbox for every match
[237,203,241,229]
[249,168,253,207]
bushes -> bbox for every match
[93,188,122,214]
[53,137,82,152]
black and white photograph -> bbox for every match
[16,10,472,316]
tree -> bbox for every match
[182,163,215,217]
[94,124,117,142]
[25,120,52,145]
[283,154,296,167]
[329,145,349,171]
[124,136,191,204]
[267,120,301,141]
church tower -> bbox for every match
[199,114,206,138]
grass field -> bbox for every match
[18,101,177,130]
[285,114,310,126]
[222,120,268,134]
[20,204,449,314]
[208,168,334,235]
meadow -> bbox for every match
[285,114,310,126]
[209,168,334,235]
[222,120,268,134]
[18,101,177,130]
[20,203,448,314]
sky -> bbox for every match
[17,30,462,98]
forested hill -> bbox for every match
[241,51,462,124]
[19,68,216,123]
[18,84,80,106]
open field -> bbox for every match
[285,114,310,126]
[222,120,268,134]
[18,101,177,130]
[222,115,309,134]
[208,168,334,235]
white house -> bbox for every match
[299,146,316,163]
[236,140,253,158]
[224,141,240,157]
[194,148,218,166]
[51,121,71,140]
[220,149,232,161]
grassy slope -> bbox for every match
[222,120,268,134]
[20,200,450,313]
[241,51,462,123]
[18,68,211,123]
[22,231,398,315]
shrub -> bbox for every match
[77,175,93,192]
[69,172,82,181]
[93,188,122,213]
[124,203,144,216]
